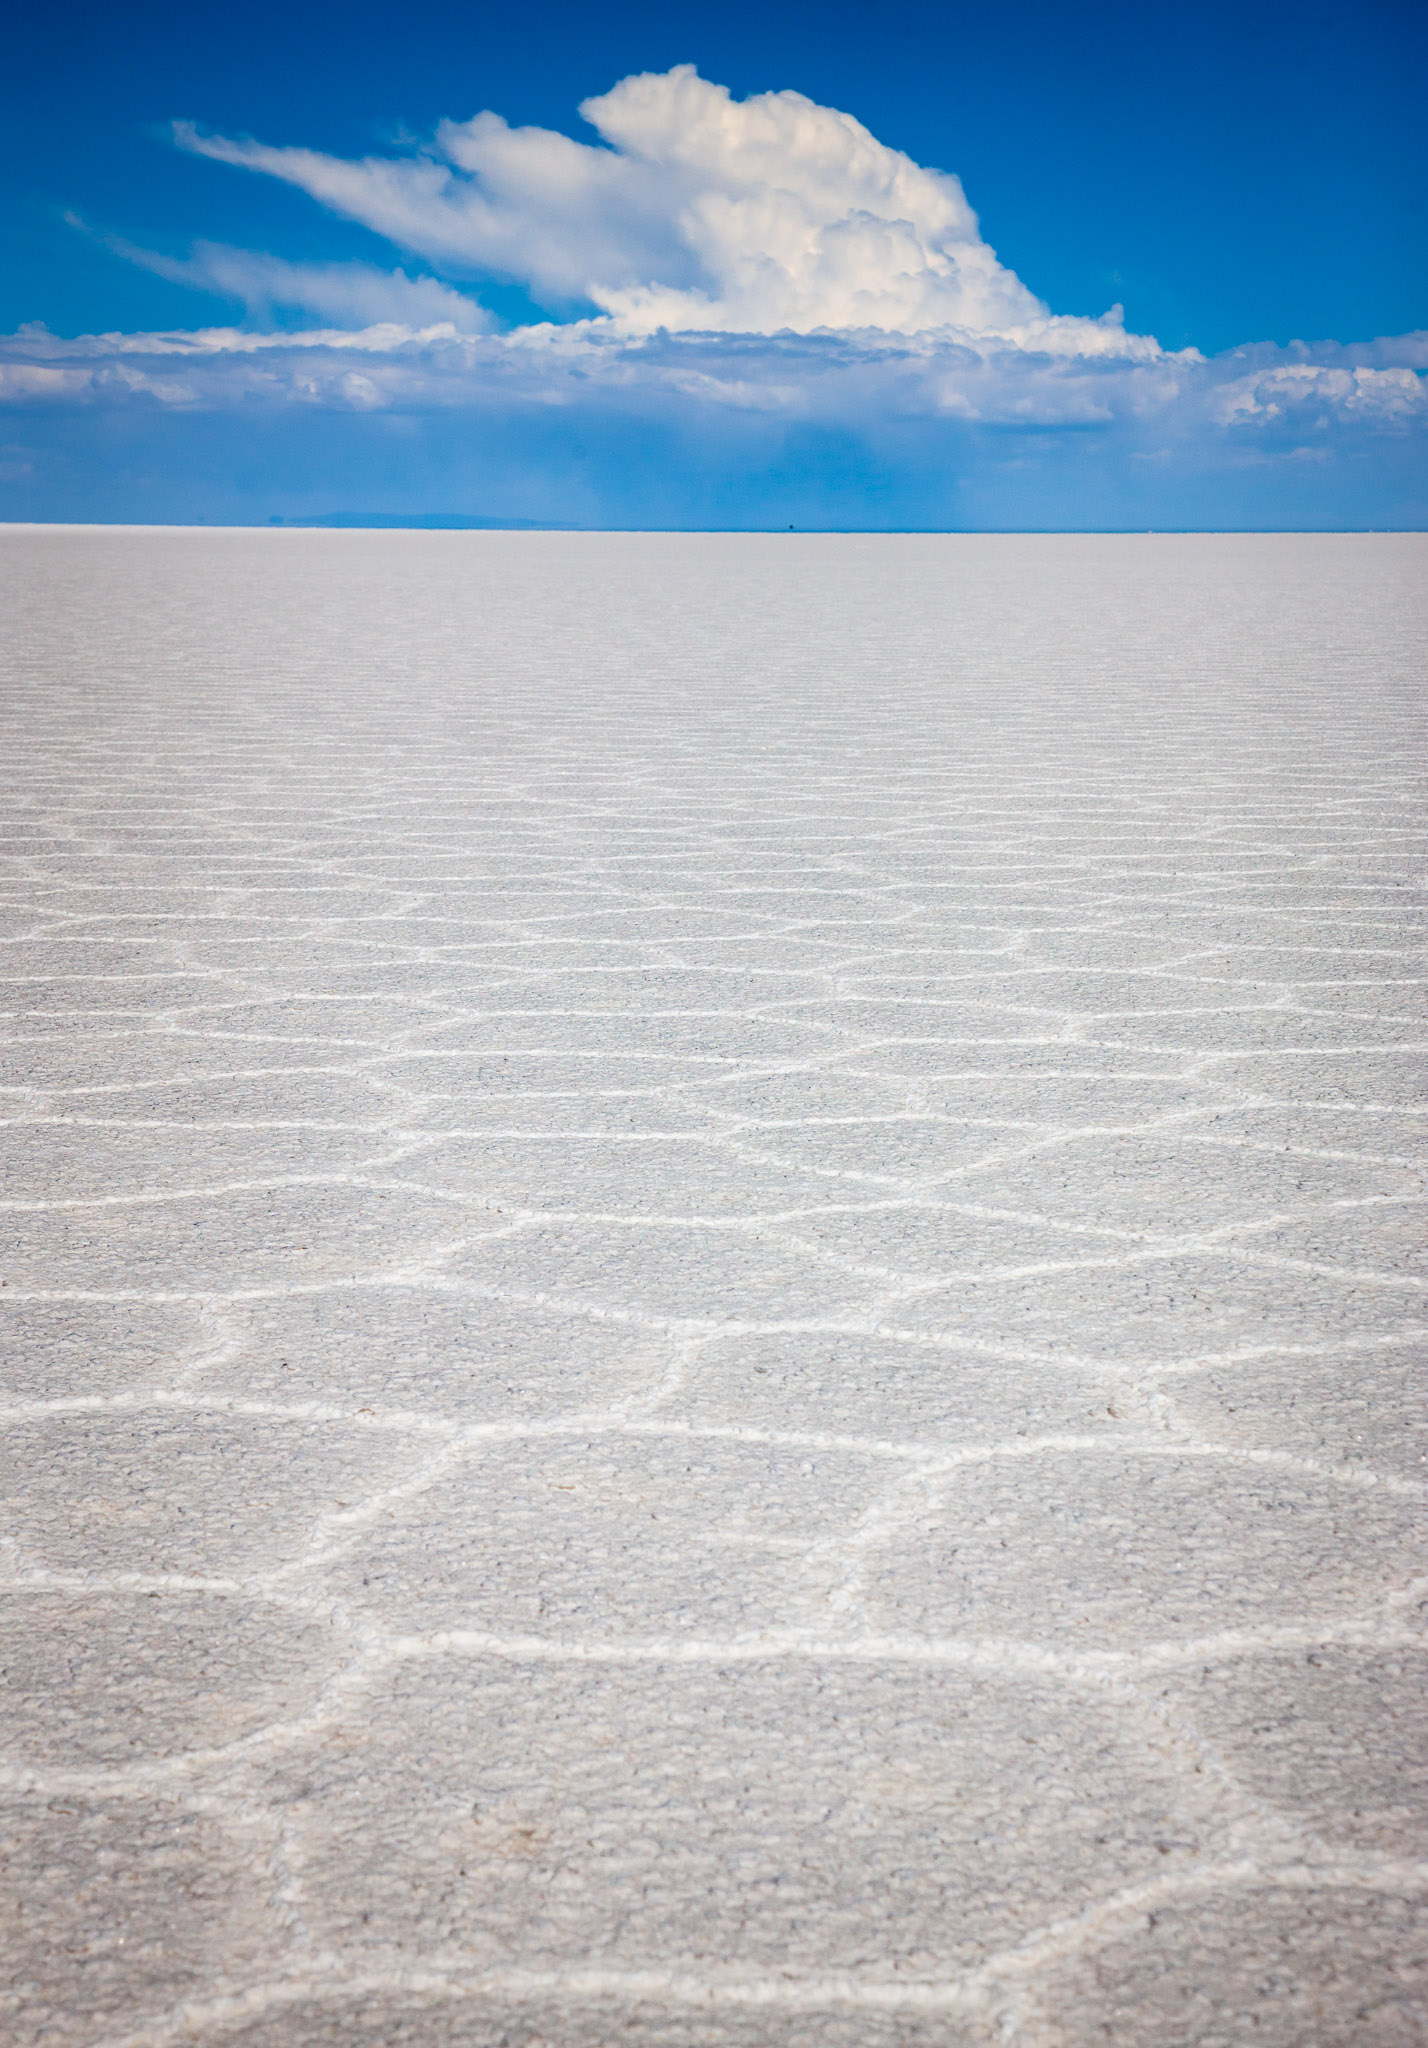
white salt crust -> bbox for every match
[0,528,1425,2046]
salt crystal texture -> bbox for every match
[1,528,1425,2046]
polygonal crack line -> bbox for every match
[341,1131,470,1175]
[1138,1321,1428,1385]
[606,1333,718,1415]
[1087,1656,1340,1871]
[2,1388,1424,1502]
[13,1585,1420,1802]
[967,1850,1428,2036]
[680,1191,1418,1278]
[0,1599,391,1795]
[1224,1245,1428,1295]
[166,1302,251,1388]
[803,1430,1428,1633]
[1135,1360,1428,1481]
[73,1854,1428,2048]
[261,1432,479,1586]
[1174,1129,1428,1170]
[11,1064,406,1108]
[0,1174,541,1220]
[255,1404,917,1589]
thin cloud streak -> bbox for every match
[94,232,491,334]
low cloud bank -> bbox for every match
[4,313,1422,440]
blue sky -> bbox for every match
[2,0,1424,527]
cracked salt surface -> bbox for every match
[0,527,1425,2047]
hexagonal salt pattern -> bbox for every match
[1,528,1425,2047]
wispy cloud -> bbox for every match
[96,232,490,333]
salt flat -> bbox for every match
[1,527,1425,2047]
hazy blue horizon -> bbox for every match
[3,3,1423,527]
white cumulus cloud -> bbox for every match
[1212,359,1428,428]
[177,65,1151,353]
